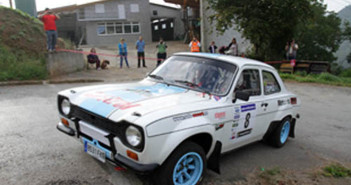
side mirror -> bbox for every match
[232,91,250,103]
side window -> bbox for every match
[262,71,281,95]
[235,69,261,96]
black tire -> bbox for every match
[153,141,207,185]
[270,117,291,148]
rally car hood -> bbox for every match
[63,80,216,121]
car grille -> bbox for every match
[70,104,128,137]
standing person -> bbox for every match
[136,36,147,68]
[87,48,101,70]
[118,38,129,68]
[227,38,239,56]
[285,42,290,60]
[208,41,217,53]
[38,8,60,53]
[287,39,299,60]
[189,37,201,52]
[156,38,167,67]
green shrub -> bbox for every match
[295,71,308,77]
[317,73,341,82]
[339,68,351,78]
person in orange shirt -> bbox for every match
[38,8,60,52]
[189,37,201,52]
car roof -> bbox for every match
[174,52,275,70]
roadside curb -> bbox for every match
[0,78,145,86]
[0,79,104,86]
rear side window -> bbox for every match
[263,71,281,95]
[235,69,261,96]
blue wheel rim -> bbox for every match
[173,152,203,185]
[280,121,290,144]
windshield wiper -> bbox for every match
[148,74,164,80]
[175,80,212,98]
[174,80,200,88]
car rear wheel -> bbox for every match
[153,141,206,185]
[270,117,291,148]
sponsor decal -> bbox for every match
[214,96,221,101]
[278,99,291,106]
[173,114,192,122]
[232,122,239,128]
[215,123,225,131]
[231,129,236,140]
[192,111,208,117]
[234,114,240,120]
[173,111,208,122]
[215,112,226,119]
[241,104,256,112]
[235,107,240,113]
[237,129,252,137]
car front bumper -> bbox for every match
[56,122,159,174]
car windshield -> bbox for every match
[149,55,237,96]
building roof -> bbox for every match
[164,0,199,8]
[150,2,181,10]
[39,0,182,14]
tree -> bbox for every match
[296,3,342,61]
[207,0,347,62]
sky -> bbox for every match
[0,0,179,11]
[0,0,350,12]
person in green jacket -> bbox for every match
[156,38,167,66]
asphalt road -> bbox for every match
[0,82,350,185]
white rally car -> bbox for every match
[57,53,300,185]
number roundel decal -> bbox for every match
[244,113,251,128]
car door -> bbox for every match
[255,68,285,138]
[221,67,266,152]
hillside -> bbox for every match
[0,6,48,81]
[0,6,46,56]
[336,5,351,69]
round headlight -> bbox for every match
[61,99,71,116]
[126,126,142,147]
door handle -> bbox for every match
[261,103,268,107]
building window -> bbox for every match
[97,23,106,35]
[118,4,126,19]
[124,23,132,33]
[162,24,167,29]
[95,4,105,13]
[130,4,139,13]
[154,25,159,31]
[153,10,158,16]
[106,23,115,34]
[170,22,174,28]
[97,22,140,35]
[115,23,123,34]
[132,22,140,33]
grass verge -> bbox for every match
[279,72,351,87]
[0,46,47,81]
[322,163,351,178]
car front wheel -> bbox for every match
[153,141,206,185]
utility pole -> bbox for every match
[9,0,13,8]
[200,0,205,52]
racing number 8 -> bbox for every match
[244,113,251,128]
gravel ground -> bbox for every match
[0,80,350,185]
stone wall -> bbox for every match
[47,51,85,77]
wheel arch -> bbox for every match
[175,132,214,156]
[263,115,294,141]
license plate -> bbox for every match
[84,141,106,163]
